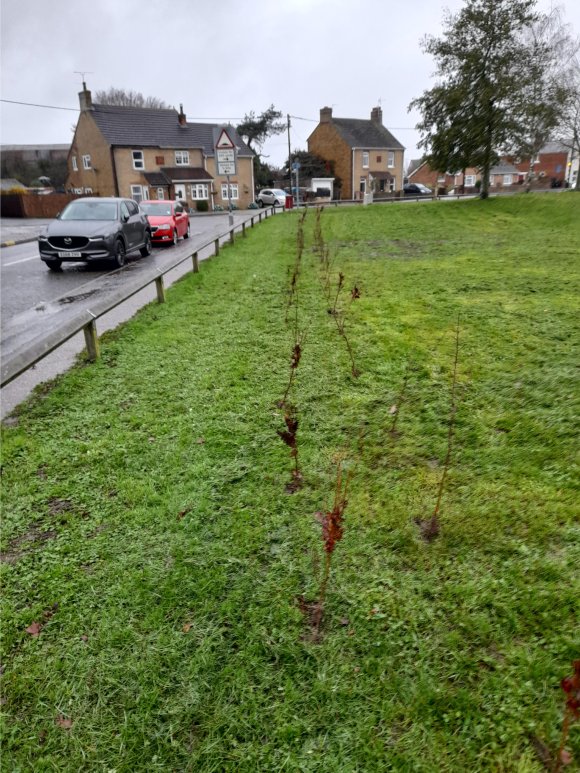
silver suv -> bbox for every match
[38,197,152,271]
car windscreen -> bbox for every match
[272,190,286,196]
[60,201,118,220]
[140,203,173,216]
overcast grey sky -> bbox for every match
[1,0,579,168]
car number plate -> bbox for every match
[58,251,81,258]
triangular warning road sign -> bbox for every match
[216,129,234,148]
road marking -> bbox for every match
[3,255,39,267]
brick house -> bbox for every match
[407,140,571,194]
[66,87,255,211]
[307,106,405,199]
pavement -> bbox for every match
[0,218,51,247]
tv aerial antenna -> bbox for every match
[74,71,94,89]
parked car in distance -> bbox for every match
[403,183,433,196]
[256,188,287,207]
[140,200,190,245]
[38,197,151,271]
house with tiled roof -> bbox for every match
[307,106,405,199]
[66,86,255,210]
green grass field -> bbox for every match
[1,194,579,771]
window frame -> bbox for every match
[130,184,149,203]
[175,150,190,166]
[503,174,513,186]
[71,156,78,171]
[220,183,238,200]
[387,151,395,168]
[157,188,165,200]
[464,175,476,187]
[190,184,209,200]
[362,151,369,169]
[82,154,91,170]
[132,150,145,170]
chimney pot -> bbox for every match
[79,88,93,112]
[371,106,383,124]
[320,106,333,124]
[178,103,186,126]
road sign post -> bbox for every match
[216,129,237,226]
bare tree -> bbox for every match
[94,87,170,109]
[556,59,580,189]
[512,6,580,189]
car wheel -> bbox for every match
[172,229,178,246]
[45,259,62,272]
[257,199,264,208]
[184,221,190,239]
[113,239,126,268]
[272,200,279,208]
[140,232,152,257]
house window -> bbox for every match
[376,155,382,163]
[130,184,148,203]
[220,183,238,200]
[362,152,369,168]
[71,156,78,171]
[82,154,91,170]
[191,184,209,199]
[155,155,165,165]
[359,177,366,194]
[437,176,446,183]
[175,150,190,165]
[157,188,165,200]
[503,174,513,186]
[132,150,144,170]
[387,152,395,168]
[465,175,476,187]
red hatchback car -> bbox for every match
[140,200,190,245]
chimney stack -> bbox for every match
[320,106,333,124]
[178,103,186,126]
[371,106,383,124]
[78,84,93,112]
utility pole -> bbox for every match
[287,114,292,194]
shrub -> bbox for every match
[196,200,209,213]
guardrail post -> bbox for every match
[83,316,100,362]
[251,216,255,228]
[258,212,262,223]
[155,274,166,303]
[229,229,234,244]
[192,251,199,273]
[242,222,246,238]
[214,238,220,256]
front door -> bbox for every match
[174,184,186,202]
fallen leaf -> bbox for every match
[561,749,573,765]
[182,623,192,633]
[389,405,398,415]
[196,437,205,445]
[313,511,325,524]
[340,617,350,626]
[80,634,88,643]
[25,622,42,637]
[177,507,191,521]
[56,715,72,729]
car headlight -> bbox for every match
[157,224,171,231]
[39,235,48,241]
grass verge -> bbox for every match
[1,194,579,771]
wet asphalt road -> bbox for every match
[0,215,235,332]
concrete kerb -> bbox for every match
[0,236,39,248]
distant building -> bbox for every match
[308,106,405,199]
[66,86,255,211]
